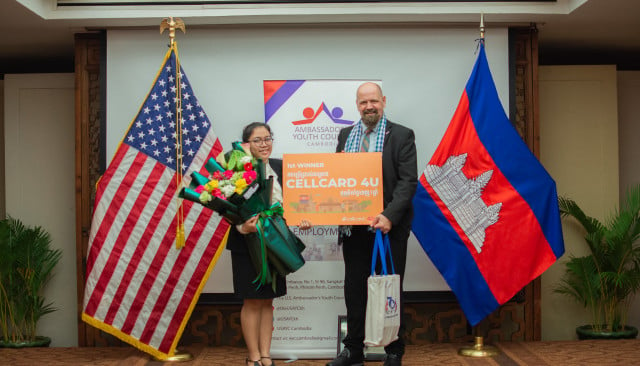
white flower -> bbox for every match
[240,156,252,165]
[220,185,236,197]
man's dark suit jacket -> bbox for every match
[336,120,418,236]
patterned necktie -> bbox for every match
[360,128,373,152]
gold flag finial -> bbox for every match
[160,17,186,46]
[479,13,485,40]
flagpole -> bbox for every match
[160,16,188,249]
[457,12,499,359]
[155,17,192,362]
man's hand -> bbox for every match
[299,219,313,230]
[371,214,392,234]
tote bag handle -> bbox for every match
[370,229,396,276]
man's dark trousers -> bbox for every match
[340,225,409,357]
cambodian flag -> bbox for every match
[411,43,564,326]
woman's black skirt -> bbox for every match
[231,250,287,299]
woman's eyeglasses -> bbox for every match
[249,137,274,145]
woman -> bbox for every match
[226,122,311,366]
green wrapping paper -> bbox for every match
[205,157,225,174]
[262,214,306,274]
[246,202,306,289]
[189,171,210,187]
[177,143,306,290]
[179,187,243,224]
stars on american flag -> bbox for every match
[125,58,211,173]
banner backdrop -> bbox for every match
[264,79,375,358]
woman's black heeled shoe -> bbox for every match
[245,357,261,366]
[261,356,275,366]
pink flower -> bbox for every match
[213,171,223,180]
[213,188,225,200]
[195,185,205,193]
[243,170,257,184]
[224,170,234,179]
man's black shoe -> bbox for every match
[383,353,402,366]
[326,348,364,366]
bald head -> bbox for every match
[356,82,386,128]
[357,82,383,98]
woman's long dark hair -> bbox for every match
[242,122,272,142]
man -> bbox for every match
[327,82,417,366]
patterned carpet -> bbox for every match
[1,340,639,365]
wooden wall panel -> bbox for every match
[75,32,112,347]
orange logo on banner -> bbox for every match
[283,153,383,225]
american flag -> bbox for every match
[82,45,229,359]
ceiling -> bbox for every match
[1,0,640,74]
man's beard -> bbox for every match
[361,110,380,128]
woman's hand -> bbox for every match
[298,219,313,231]
[237,215,259,234]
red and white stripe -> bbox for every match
[83,130,228,355]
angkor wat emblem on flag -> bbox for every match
[424,153,502,253]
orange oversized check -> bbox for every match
[282,153,383,225]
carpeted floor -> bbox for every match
[1,340,639,365]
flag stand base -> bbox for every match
[154,350,194,362]
[458,336,499,357]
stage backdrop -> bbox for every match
[105,26,509,358]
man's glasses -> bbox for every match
[249,137,274,145]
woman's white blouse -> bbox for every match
[266,161,283,205]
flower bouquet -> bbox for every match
[179,142,305,289]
